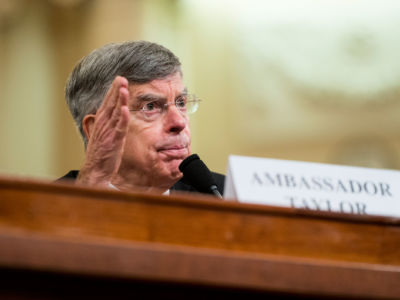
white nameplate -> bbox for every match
[224,155,400,217]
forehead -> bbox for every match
[128,73,185,98]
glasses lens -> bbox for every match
[133,96,200,119]
[185,95,200,114]
[142,101,162,119]
[186,101,198,114]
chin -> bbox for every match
[163,161,183,180]
[166,156,183,168]
[156,169,182,189]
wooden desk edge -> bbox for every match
[0,230,399,299]
[1,175,399,226]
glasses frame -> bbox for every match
[129,94,201,120]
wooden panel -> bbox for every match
[0,176,399,299]
[0,176,399,264]
[0,229,399,299]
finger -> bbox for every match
[119,83,129,107]
[99,76,128,116]
[115,105,130,139]
[96,78,119,114]
[110,83,130,127]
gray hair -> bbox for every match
[65,41,182,147]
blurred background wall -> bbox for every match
[1,0,400,180]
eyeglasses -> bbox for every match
[129,94,201,120]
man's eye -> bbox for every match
[176,98,186,109]
[143,101,160,111]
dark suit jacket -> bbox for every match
[58,170,225,196]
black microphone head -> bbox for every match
[179,154,200,171]
[179,154,218,194]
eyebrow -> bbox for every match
[136,94,165,103]
[135,88,188,103]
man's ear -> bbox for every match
[82,114,96,141]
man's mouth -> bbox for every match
[157,145,188,158]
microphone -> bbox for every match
[179,154,222,198]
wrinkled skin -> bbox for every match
[78,73,191,193]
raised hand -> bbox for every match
[77,76,130,187]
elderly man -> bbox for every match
[60,41,224,195]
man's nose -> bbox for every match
[163,104,187,133]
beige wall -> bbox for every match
[0,0,400,180]
[0,1,55,178]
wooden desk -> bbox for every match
[0,177,399,299]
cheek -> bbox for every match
[124,123,155,155]
[185,128,192,148]
[132,121,168,147]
